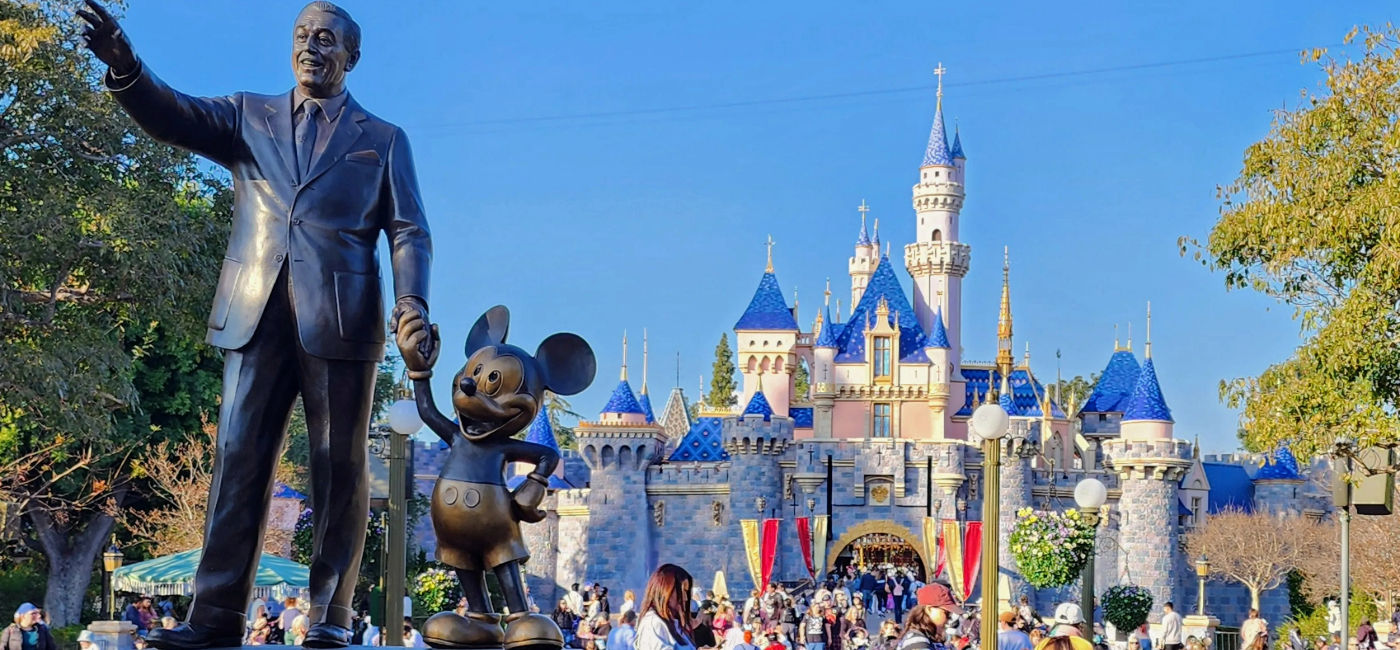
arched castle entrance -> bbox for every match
[826,520,929,579]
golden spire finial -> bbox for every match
[996,246,1014,376]
[1145,301,1153,359]
[823,278,831,306]
[1127,321,1133,351]
[765,234,775,273]
[641,328,649,394]
[621,330,629,382]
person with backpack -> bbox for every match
[2,604,57,650]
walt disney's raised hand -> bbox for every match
[394,311,439,380]
[511,474,548,523]
[77,0,138,76]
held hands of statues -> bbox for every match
[511,474,548,523]
[77,0,139,76]
[392,302,438,379]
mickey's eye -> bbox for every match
[473,364,483,376]
[488,370,501,384]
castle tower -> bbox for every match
[723,387,793,592]
[575,347,666,597]
[924,303,951,438]
[1253,444,1306,514]
[812,283,839,439]
[849,201,880,308]
[735,237,798,416]
[1103,302,1190,618]
[905,63,971,361]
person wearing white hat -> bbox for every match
[2,603,57,650]
[1031,604,1092,650]
[77,630,97,650]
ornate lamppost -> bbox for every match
[102,538,124,620]
[1195,555,1211,615]
[971,401,1010,650]
[372,397,423,646]
[1074,478,1108,638]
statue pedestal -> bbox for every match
[1183,615,1220,647]
[86,621,137,650]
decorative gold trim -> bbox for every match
[826,520,931,574]
[557,506,591,517]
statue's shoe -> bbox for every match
[425,611,505,649]
[302,623,352,648]
[146,623,242,650]
[503,612,564,650]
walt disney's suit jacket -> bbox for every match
[106,64,432,362]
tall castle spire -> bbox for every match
[620,330,629,381]
[641,328,649,394]
[922,62,954,168]
[996,246,1014,378]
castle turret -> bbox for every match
[1253,444,1305,514]
[849,201,880,309]
[575,341,666,596]
[1104,302,1190,618]
[925,304,951,438]
[723,387,793,592]
[812,285,839,439]
[905,63,971,362]
[735,239,798,416]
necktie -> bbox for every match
[295,100,320,181]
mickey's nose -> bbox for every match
[458,376,477,397]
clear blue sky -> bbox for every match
[112,1,1393,454]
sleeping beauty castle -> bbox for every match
[414,67,1330,630]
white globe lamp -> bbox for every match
[387,399,423,436]
[1074,477,1108,510]
[970,403,1010,440]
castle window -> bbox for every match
[873,403,892,438]
[873,336,892,378]
[1191,497,1202,525]
[932,229,942,241]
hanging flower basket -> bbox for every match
[1102,585,1154,632]
[1007,507,1097,588]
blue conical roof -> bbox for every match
[998,387,1018,416]
[525,407,559,451]
[816,305,840,348]
[638,392,656,423]
[922,101,954,167]
[857,220,871,246]
[735,272,799,331]
[743,390,774,421]
[834,257,927,363]
[951,128,965,160]
[1080,349,1141,414]
[667,417,729,462]
[1255,444,1304,481]
[600,380,645,416]
[1122,358,1173,422]
[926,306,950,349]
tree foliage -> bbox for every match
[1053,373,1099,415]
[793,358,810,403]
[0,0,231,626]
[1184,508,1323,609]
[707,333,737,409]
[1188,26,1400,460]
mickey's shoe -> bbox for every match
[425,611,505,650]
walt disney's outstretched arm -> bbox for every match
[396,315,457,445]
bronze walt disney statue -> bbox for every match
[396,306,595,650]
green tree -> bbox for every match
[793,359,811,402]
[0,0,231,626]
[544,392,580,450]
[1052,373,1099,415]
[707,333,737,409]
[1187,26,1400,460]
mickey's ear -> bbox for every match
[464,305,510,356]
[535,333,596,396]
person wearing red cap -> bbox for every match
[891,584,960,650]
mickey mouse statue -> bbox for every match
[396,306,596,650]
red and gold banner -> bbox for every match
[923,517,951,581]
[942,519,965,600]
[759,518,781,587]
[962,521,983,602]
[796,516,814,577]
[741,519,762,588]
[812,515,829,576]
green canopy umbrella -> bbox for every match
[113,548,309,600]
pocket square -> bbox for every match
[346,149,382,165]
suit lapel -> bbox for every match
[302,94,367,189]
[263,91,298,184]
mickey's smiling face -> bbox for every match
[453,344,540,442]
